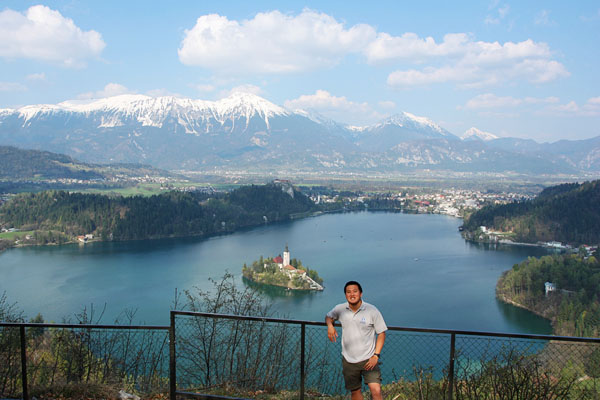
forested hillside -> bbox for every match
[0,145,174,184]
[497,254,600,338]
[462,180,600,245]
[0,145,102,180]
[0,183,317,242]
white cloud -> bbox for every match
[463,93,560,109]
[385,38,568,88]
[579,9,600,22]
[193,84,216,93]
[530,97,600,116]
[0,81,27,92]
[534,10,556,26]
[485,3,510,25]
[378,100,396,109]
[26,72,46,81]
[222,84,263,97]
[178,9,568,89]
[284,90,384,125]
[0,5,105,67]
[388,65,475,87]
[551,101,580,114]
[178,9,375,74]
[559,97,600,116]
[285,90,366,112]
[78,83,133,99]
[364,32,470,63]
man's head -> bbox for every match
[344,281,363,307]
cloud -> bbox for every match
[462,93,560,109]
[0,5,105,67]
[378,100,396,109]
[222,84,263,97]
[485,3,510,25]
[534,10,556,26]
[193,84,216,93]
[364,32,470,63]
[385,38,569,88]
[284,90,384,125]
[78,83,133,99]
[26,72,46,81]
[178,9,375,74]
[547,97,600,116]
[178,9,568,89]
[285,90,366,111]
[0,81,27,92]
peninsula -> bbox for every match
[242,245,324,291]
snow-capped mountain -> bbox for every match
[353,112,457,152]
[462,127,498,141]
[0,93,598,174]
[379,112,452,137]
[12,92,290,134]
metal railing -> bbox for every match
[3,313,600,399]
[0,321,170,400]
[171,311,600,400]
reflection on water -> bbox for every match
[495,299,551,335]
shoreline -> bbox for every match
[1,207,459,254]
[241,274,323,292]
[495,274,555,332]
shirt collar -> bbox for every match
[345,301,365,312]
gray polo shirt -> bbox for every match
[327,301,387,363]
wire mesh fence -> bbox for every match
[173,312,600,400]
[0,325,22,397]
[0,323,170,399]
[3,314,600,399]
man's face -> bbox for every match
[345,284,362,306]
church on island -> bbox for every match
[268,245,324,291]
[243,244,324,291]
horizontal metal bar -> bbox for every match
[3,311,599,344]
[171,310,600,344]
[0,322,169,330]
[176,391,251,400]
[172,310,326,326]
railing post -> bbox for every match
[170,311,177,400]
[447,333,456,400]
[20,325,28,400]
[300,322,306,400]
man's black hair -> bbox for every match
[344,280,363,293]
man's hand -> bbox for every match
[327,324,338,342]
[364,354,379,370]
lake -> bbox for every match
[0,211,552,334]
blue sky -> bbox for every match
[1,1,599,142]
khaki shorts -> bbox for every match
[342,357,382,392]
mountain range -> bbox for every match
[1,92,599,175]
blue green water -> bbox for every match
[0,211,551,334]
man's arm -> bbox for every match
[364,331,385,370]
[326,316,338,342]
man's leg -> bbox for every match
[343,358,364,399]
[367,382,382,400]
[350,388,363,400]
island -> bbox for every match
[242,245,324,291]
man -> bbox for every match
[326,281,387,400]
